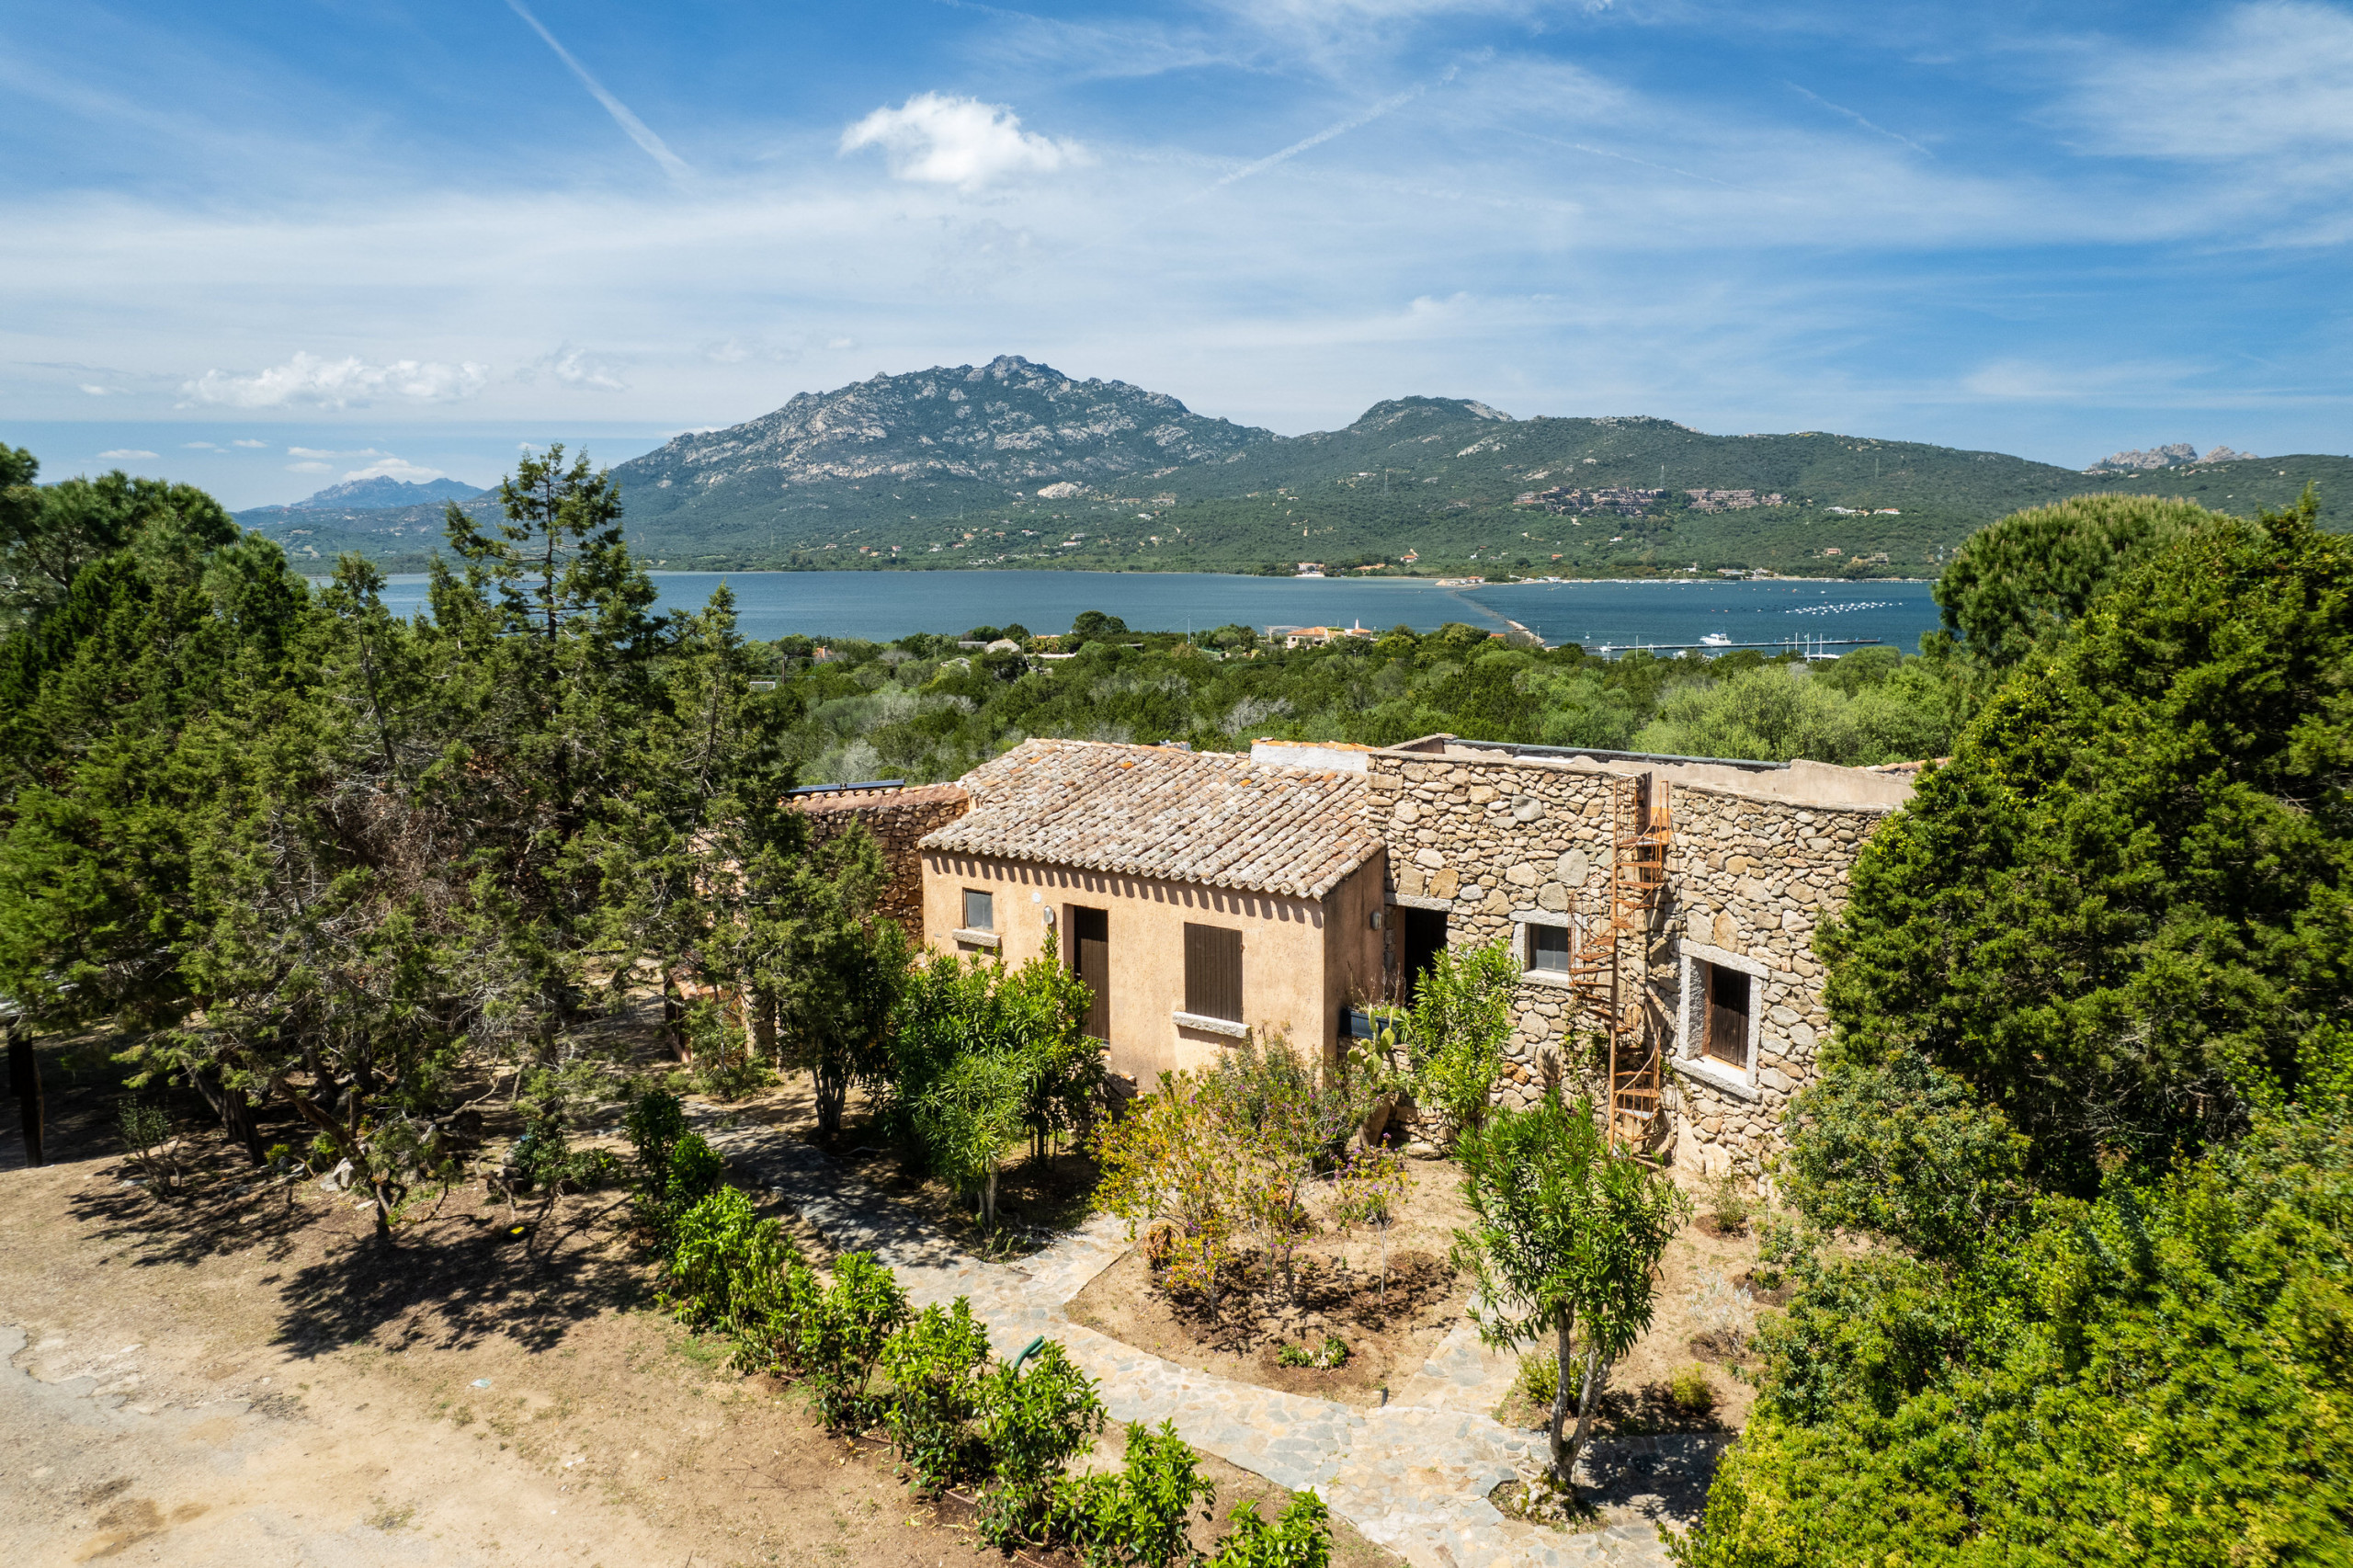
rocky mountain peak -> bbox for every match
[621,358,1273,506]
[2087,441,2258,473]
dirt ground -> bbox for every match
[2,1034,1396,1568]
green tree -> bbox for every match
[1818,491,2353,1192]
[890,937,1104,1217]
[1933,492,2214,672]
[1631,663,1949,766]
[1451,1091,1690,1495]
[1677,1116,2353,1568]
[1406,939,1519,1145]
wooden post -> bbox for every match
[7,1020,43,1169]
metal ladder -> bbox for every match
[1565,776,1675,1151]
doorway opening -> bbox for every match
[1067,905,1110,1044]
[1399,906,1448,1006]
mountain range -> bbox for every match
[235,356,2348,578]
[249,474,486,513]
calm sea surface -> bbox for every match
[363,571,1943,653]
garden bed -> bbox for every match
[1066,1160,1476,1406]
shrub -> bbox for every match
[665,1187,801,1333]
[1686,1272,1755,1359]
[1204,1032,1370,1300]
[1667,1365,1716,1415]
[889,940,1106,1225]
[880,1298,993,1493]
[976,1339,1108,1548]
[117,1096,182,1194]
[1516,1350,1560,1406]
[799,1251,911,1431]
[1057,1419,1213,1568]
[1274,1335,1349,1369]
[729,1256,822,1376]
[622,1083,688,1184]
[1704,1168,1750,1236]
[1096,1073,1250,1311]
[1330,1142,1407,1304]
[1211,1492,1331,1568]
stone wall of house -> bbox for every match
[1362,747,1894,1178]
[791,783,970,939]
[1658,787,1886,1182]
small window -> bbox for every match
[1702,961,1752,1069]
[1183,924,1244,1023]
[962,888,995,932]
[1526,922,1570,973]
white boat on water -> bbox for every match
[1699,631,1733,647]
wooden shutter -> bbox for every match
[1704,962,1750,1066]
[1184,924,1244,1022]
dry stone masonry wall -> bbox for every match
[1364,747,1893,1178]
[792,783,971,940]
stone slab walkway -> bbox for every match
[696,1118,1714,1568]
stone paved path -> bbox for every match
[697,1118,1718,1568]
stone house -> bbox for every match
[1347,734,1915,1178]
[807,732,1916,1178]
[914,739,1387,1086]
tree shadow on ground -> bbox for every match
[1162,1249,1459,1356]
[65,1164,651,1361]
[267,1187,651,1358]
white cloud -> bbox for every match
[841,94,1086,189]
[519,345,628,392]
[2067,2,2353,161]
[183,351,489,409]
[97,448,158,460]
[340,455,446,483]
[285,460,332,473]
[231,438,269,449]
[183,440,218,449]
[79,383,117,396]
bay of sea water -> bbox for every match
[362,570,1942,654]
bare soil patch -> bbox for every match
[1489,1212,1768,1437]
[4,1050,1398,1567]
[1067,1160,1475,1406]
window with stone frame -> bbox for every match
[1698,960,1753,1068]
[1524,919,1571,974]
[1676,942,1766,1086]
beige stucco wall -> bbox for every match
[918,849,1386,1085]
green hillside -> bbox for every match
[233,366,2351,579]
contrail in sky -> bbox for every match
[1215,86,1426,188]
[506,0,693,180]
[1784,82,1931,156]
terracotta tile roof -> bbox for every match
[921,739,1381,900]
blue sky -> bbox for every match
[6,0,2350,508]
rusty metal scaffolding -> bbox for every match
[1567,776,1675,1151]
